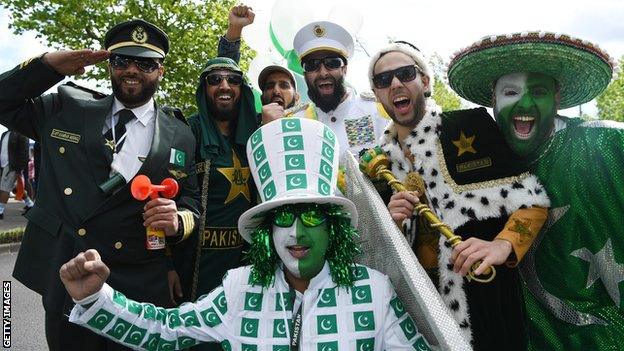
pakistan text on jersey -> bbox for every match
[203,228,244,249]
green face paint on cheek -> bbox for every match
[494,72,557,158]
[296,220,329,279]
[272,219,329,280]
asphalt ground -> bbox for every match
[1,251,47,350]
[1,199,47,350]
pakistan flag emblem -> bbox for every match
[318,341,338,351]
[240,317,259,337]
[273,319,289,338]
[244,292,263,311]
[351,285,372,305]
[87,309,115,331]
[200,307,222,327]
[317,314,338,334]
[353,311,375,331]
[318,288,337,307]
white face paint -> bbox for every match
[493,72,528,113]
[272,222,301,278]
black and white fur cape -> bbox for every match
[379,99,550,343]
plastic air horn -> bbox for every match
[131,175,179,250]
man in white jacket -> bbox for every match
[60,118,432,350]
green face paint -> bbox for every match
[272,209,330,280]
[493,72,558,158]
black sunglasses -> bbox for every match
[205,73,243,86]
[372,65,420,89]
[301,57,345,72]
[109,54,161,73]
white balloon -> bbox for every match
[328,4,363,35]
[270,0,315,51]
[247,54,279,91]
[242,11,271,53]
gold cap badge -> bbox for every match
[313,25,326,38]
[131,26,148,44]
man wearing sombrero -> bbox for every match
[369,41,551,350]
[448,32,623,350]
[58,118,433,350]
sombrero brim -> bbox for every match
[448,32,614,109]
[238,194,358,243]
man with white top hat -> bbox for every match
[60,117,433,350]
[291,21,389,159]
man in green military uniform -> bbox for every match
[169,56,258,350]
[0,19,201,350]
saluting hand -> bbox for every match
[143,198,179,237]
[60,249,110,301]
[42,49,110,76]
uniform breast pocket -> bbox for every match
[25,206,62,237]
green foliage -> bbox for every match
[596,55,624,122]
[0,0,255,115]
[432,78,462,111]
[429,53,462,111]
[0,227,24,244]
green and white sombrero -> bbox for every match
[447,31,616,109]
[238,118,358,242]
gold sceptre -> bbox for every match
[360,146,495,283]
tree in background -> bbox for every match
[429,53,462,111]
[596,55,624,122]
[0,0,255,115]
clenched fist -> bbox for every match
[60,249,110,301]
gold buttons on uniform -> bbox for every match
[78,228,86,236]
[59,146,65,154]
[64,187,72,195]
[114,242,123,249]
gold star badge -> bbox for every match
[452,131,477,157]
[104,138,116,151]
[217,151,251,204]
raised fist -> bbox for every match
[60,249,110,301]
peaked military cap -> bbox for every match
[104,19,169,59]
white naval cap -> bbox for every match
[293,21,354,61]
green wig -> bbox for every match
[245,204,360,289]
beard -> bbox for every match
[111,74,159,107]
[208,97,240,122]
[306,75,346,113]
[390,92,427,129]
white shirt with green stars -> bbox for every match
[69,262,432,351]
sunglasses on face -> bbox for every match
[109,54,161,73]
[205,73,243,86]
[271,204,328,228]
[301,57,345,73]
[372,65,420,89]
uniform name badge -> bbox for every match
[169,148,185,167]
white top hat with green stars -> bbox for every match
[238,118,358,242]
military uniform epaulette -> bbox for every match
[58,81,107,101]
[359,90,377,102]
[161,106,188,125]
[439,107,526,185]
